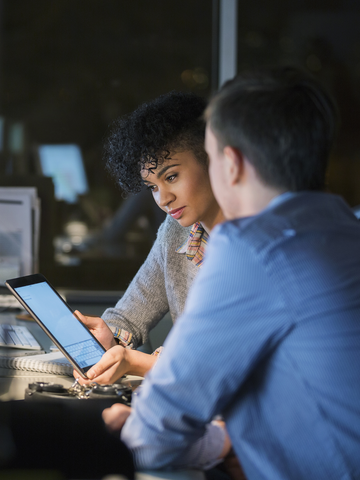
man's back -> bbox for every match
[121,191,360,479]
[222,191,360,479]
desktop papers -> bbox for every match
[0,351,73,376]
[0,187,40,283]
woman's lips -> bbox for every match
[169,207,185,219]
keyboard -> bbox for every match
[0,324,42,350]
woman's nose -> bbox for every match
[154,188,175,208]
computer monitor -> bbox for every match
[37,144,89,204]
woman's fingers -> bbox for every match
[86,346,127,383]
[74,310,116,350]
[74,310,103,329]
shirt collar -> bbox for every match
[265,192,296,212]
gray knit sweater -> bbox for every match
[102,215,199,348]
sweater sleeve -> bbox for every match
[101,219,172,349]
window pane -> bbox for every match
[236,0,360,207]
[0,0,212,290]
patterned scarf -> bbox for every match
[176,221,209,268]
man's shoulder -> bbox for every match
[260,192,357,239]
[214,192,360,255]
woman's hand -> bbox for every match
[74,310,116,350]
[73,345,157,385]
[102,403,132,432]
[212,420,232,458]
[86,345,129,384]
[213,420,247,480]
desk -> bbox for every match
[0,311,145,400]
[0,311,76,401]
[0,311,205,480]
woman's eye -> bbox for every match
[146,184,156,191]
[166,174,177,182]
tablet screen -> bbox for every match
[15,281,104,369]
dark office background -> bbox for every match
[1,0,360,291]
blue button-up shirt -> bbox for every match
[122,192,360,479]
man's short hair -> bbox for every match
[205,67,338,191]
[105,91,207,194]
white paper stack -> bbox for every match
[0,186,41,284]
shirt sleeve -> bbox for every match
[121,222,292,470]
[102,220,170,349]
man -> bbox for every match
[103,67,360,479]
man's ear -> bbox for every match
[223,146,244,185]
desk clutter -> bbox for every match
[25,380,132,405]
[0,323,41,350]
[0,350,73,376]
[0,291,25,309]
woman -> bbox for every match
[75,91,225,384]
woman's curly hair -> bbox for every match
[104,91,208,193]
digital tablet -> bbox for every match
[6,273,106,379]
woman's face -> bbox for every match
[141,151,221,230]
